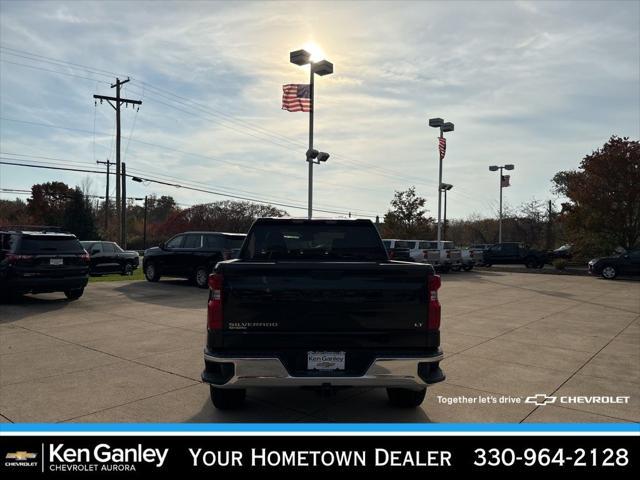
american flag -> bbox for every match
[501,175,511,188]
[282,84,311,112]
[438,136,446,160]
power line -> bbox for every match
[0,152,380,216]
[0,117,386,197]
[0,159,375,217]
[0,45,480,197]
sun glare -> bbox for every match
[304,42,325,62]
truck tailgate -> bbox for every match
[216,261,436,351]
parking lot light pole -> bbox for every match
[489,164,514,243]
[290,49,333,219]
[440,183,453,240]
[429,118,454,243]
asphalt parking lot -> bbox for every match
[1,271,638,424]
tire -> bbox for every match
[601,265,617,280]
[122,262,134,276]
[144,262,160,282]
[462,264,473,271]
[210,386,246,410]
[64,288,84,300]
[387,387,426,408]
[483,263,492,268]
[451,264,461,272]
[195,266,210,289]
[525,257,537,269]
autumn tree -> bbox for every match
[147,200,286,247]
[553,135,640,255]
[27,182,73,226]
[382,187,434,238]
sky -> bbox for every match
[0,0,638,220]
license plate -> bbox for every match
[49,258,63,266]
[307,351,345,371]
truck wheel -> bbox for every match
[451,264,461,272]
[601,265,617,280]
[122,262,134,276]
[64,288,84,300]
[195,266,209,289]
[210,386,246,410]
[462,264,473,271]
[525,257,537,269]
[144,262,160,282]
[387,387,426,408]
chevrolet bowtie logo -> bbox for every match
[525,394,557,406]
[6,451,37,460]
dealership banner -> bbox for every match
[1,430,637,475]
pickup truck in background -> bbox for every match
[417,240,462,272]
[81,241,140,276]
[381,239,414,261]
[482,242,548,268]
[203,218,444,410]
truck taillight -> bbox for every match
[80,252,90,263]
[427,275,441,330]
[388,250,395,260]
[6,254,34,265]
[207,273,224,330]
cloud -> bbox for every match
[1,0,638,221]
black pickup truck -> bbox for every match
[81,241,140,276]
[202,218,444,410]
[482,242,548,268]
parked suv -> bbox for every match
[482,242,547,268]
[143,231,246,288]
[81,241,140,276]
[0,227,89,300]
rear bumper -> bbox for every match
[5,275,88,293]
[202,351,445,390]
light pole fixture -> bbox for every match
[306,148,330,164]
[440,183,453,240]
[429,117,455,243]
[290,48,334,219]
[489,164,515,243]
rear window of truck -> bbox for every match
[242,224,387,261]
[18,235,84,253]
[224,235,246,249]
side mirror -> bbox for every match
[159,242,165,250]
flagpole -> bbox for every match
[308,64,314,219]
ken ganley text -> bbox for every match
[48,444,168,472]
[190,448,453,468]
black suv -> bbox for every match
[482,242,548,268]
[0,227,89,300]
[81,241,140,276]
[143,231,246,288]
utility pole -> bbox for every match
[143,195,148,250]
[121,162,127,248]
[547,200,553,250]
[96,159,114,233]
[94,78,142,245]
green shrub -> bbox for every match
[553,259,568,271]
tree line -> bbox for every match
[1,136,637,258]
